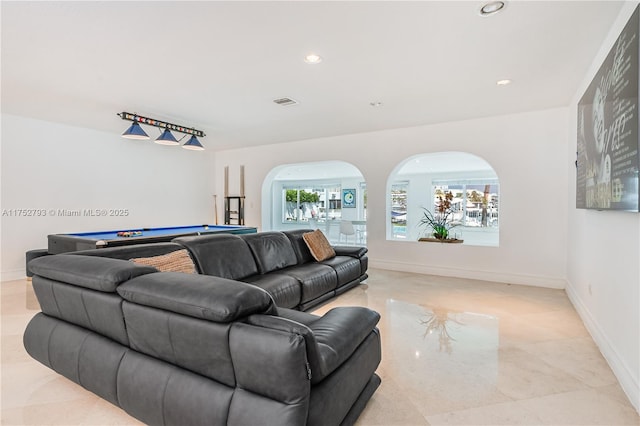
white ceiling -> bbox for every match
[1,1,624,151]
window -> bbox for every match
[433,181,499,228]
[390,182,408,239]
[282,185,342,223]
[360,182,368,220]
[387,152,499,246]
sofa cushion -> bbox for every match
[122,302,237,387]
[69,242,185,260]
[321,256,362,287]
[29,255,156,292]
[309,307,380,379]
[32,276,130,346]
[281,263,337,303]
[117,272,276,322]
[242,273,302,309]
[302,230,336,262]
[173,234,258,279]
[242,232,298,274]
[246,306,380,384]
[130,249,196,274]
[283,230,315,264]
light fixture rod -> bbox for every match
[117,112,206,137]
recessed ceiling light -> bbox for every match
[479,1,505,16]
[369,101,383,107]
[496,79,512,86]
[304,53,322,64]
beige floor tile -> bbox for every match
[518,309,591,338]
[1,333,32,364]
[594,382,639,408]
[425,400,545,425]
[1,361,90,410]
[1,281,39,314]
[518,337,619,387]
[355,375,430,426]
[1,313,36,337]
[515,388,640,425]
[483,349,587,400]
[1,397,143,425]
[497,315,570,347]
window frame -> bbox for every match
[281,184,343,224]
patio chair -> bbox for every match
[339,220,356,245]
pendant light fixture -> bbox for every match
[118,112,206,150]
[121,121,150,140]
[182,134,205,151]
[155,128,180,145]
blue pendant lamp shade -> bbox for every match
[118,112,205,150]
[122,121,149,140]
[182,134,205,151]
[155,128,179,145]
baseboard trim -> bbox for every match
[369,259,566,289]
[565,281,640,414]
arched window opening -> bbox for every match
[263,161,366,246]
[387,152,499,247]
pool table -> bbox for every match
[47,224,257,254]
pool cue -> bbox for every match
[240,165,245,197]
[224,166,229,198]
[213,195,219,225]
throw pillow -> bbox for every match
[130,249,196,274]
[303,229,336,262]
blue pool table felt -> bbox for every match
[69,225,247,240]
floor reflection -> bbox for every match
[420,306,464,354]
[25,279,39,310]
[383,299,503,415]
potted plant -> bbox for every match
[418,191,462,243]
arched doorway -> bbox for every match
[262,161,367,245]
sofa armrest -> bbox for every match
[332,246,368,258]
[29,254,156,292]
[247,306,380,383]
[309,307,379,379]
[276,307,321,326]
[117,272,277,322]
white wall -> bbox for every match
[214,107,569,289]
[566,2,640,413]
[1,114,214,280]
[339,178,362,222]
[391,173,433,241]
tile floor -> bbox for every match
[2,269,639,425]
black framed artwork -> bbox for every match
[577,5,640,211]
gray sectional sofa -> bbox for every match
[23,230,380,425]
[176,230,368,311]
[66,229,368,311]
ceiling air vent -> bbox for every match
[273,97,299,106]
